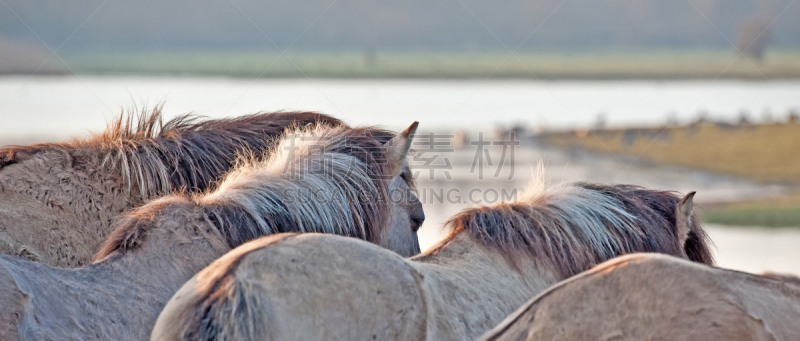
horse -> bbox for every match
[0,122,424,341]
[480,253,800,341]
[151,181,714,341]
[0,106,341,267]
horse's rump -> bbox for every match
[481,253,800,341]
[153,234,427,341]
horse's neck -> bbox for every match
[34,147,143,211]
[411,233,561,340]
[0,149,135,267]
[99,203,233,285]
[6,211,230,340]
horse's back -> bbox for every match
[0,256,24,340]
[0,253,80,340]
[153,233,427,341]
[482,253,800,341]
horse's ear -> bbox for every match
[676,191,695,248]
[383,122,418,178]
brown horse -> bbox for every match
[0,122,423,341]
[152,181,713,341]
[480,253,800,341]
[0,106,341,267]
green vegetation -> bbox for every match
[62,49,800,79]
[541,123,800,182]
[702,193,800,228]
[703,206,800,228]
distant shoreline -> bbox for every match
[19,49,798,80]
[538,122,800,182]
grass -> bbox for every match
[540,123,800,182]
[703,207,800,227]
[701,192,800,227]
[61,49,800,79]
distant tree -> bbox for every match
[0,38,65,75]
[736,14,772,61]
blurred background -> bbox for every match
[2,0,799,274]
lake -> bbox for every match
[1,76,799,140]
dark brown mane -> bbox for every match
[94,124,400,261]
[0,106,342,200]
[443,182,714,278]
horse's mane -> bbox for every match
[443,179,714,278]
[761,272,800,286]
[95,124,400,260]
[0,105,342,199]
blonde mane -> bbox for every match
[95,124,400,259]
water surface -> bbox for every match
[1,76,798,141]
